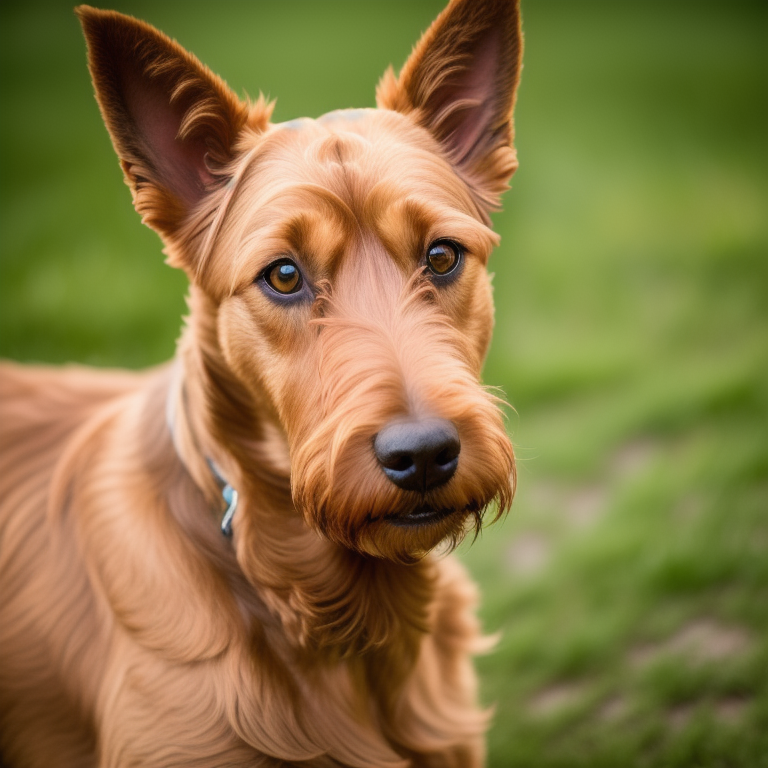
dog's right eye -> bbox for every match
[262,259,303,295]
[425,240,462,278]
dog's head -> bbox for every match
[78,0,522,563]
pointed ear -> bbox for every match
[376,0,523,210]
[76,6,256,247]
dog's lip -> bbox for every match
[385,505,457,528]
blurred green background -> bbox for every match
[1,1,766,765]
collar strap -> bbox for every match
[207,458,239,537]
[166,373,239,538]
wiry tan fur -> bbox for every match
[0,1,523,766]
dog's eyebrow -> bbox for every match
[366,192,500,267]
[255,183,358,231]
[224,184,358,289]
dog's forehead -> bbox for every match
[257,109,478,222]
[225,108,486,276]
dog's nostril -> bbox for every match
[384,453,414,472]
[373,419,460,493]
[435,444,460,467]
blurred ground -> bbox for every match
[1,1,766,766]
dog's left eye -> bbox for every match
[426,240,462,277]
[263,259,303,295]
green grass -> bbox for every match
[2,2,766,766]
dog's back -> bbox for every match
[0,362,144,455]
[0,364,150,766]
[0,363,148,516]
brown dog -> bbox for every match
[0,1,522,765]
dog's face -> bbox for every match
[212,110,514,559]
[78,0,521,562]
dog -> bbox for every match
[0,1,522,765]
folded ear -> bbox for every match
[76,6,256,252]
[376,0,523,211]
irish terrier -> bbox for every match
[0,1,522,765]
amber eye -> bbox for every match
[426,240,462,276]
[264,259,302,295]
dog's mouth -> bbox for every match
[385,505,458,528]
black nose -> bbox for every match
[373,419,460,493]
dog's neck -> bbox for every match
[166,359,237,536]
[164,286,434,659]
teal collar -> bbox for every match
[206,458,239,537]
[166,376,238,538]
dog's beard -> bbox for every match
[294,417,513,563]
[290,286,515,563]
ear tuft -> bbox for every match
[76,5,251,239]
[376,0,523,210]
